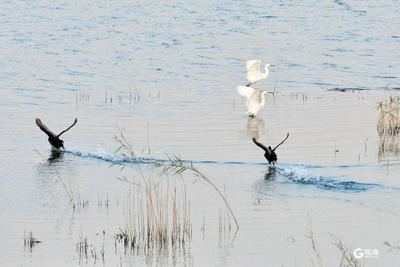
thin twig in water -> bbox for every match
[160,154,239,232]
[384,240,400,252]
[305,221,324,267]
[55,170,76,208]
[330,234,361,267]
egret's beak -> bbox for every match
[262,89,276,95]
[270,64,276,67]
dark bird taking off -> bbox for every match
[252,133,289,164]
[36,118,78,151]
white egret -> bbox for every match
[237,86,268,117]
[246,60,275,86]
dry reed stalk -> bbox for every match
[161,154,239,232]
[115,174,192,255]
[377,96,400,136]
[24,231,41,251]
[384,240,400,252]
[305,222,324,267]
[377,96,400,158]
[330,234,361,267]
[114,131,240,232]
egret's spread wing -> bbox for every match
[57,118,78,137]
[237,86,255,99]
[246,90,266,115]
[36,118,57,138]
[246,60,261,71]
[246,60,262,82]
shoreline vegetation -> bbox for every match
[377,96,400,159]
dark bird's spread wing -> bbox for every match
[57,118,78,137]
[252,138,271,153]
[272,133,289,151]
[36,118,57,139]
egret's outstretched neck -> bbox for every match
[260,91,267,106]
[263,65,270,78]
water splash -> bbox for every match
[65,149,169,165]
[65,149,265,166]
[276,166,379,192]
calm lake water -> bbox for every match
[1,0,400,266]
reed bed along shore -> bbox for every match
[377,96,400,157]
[115,175,192,255]
[377,96,400,136]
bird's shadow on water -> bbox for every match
[246,117,265,139]
[252,166,282,203]
[264,166,277,180]
[35,150,78,201]
[47,149,64,162]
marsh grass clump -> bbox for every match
[24,231,41,251]
[76,89,90,105]
[114,130,239,232]
[76,234,89,261]
[159,155,239,231]
[106,85,160,105]
[377,96,400,157]
[218,207,233,241]
[377,96,400,136]
[76,232,105,264]
[97,194,110,209]
[112,128,240,261]
[115,176,192,255]
[75,198,90,209]
[114,127,138,159]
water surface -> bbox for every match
[1,0,400,266]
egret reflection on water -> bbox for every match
[247,117,265,139]
[237,86,268,117]
[246,59,275,86]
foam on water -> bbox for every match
[65,149,169,165]
[276,166,379,192]
[65,149,382,192]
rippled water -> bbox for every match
[1,0,400,266]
